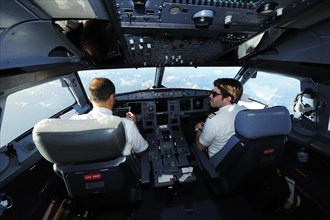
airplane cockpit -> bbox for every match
[0,0,330,219]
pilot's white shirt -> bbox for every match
[199,104,245,158]
[71,107,148,155]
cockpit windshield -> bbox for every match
[78,67,300,113]
[0,66,300,149]
[0,79,75,148]
[78,67,241,93]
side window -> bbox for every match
[0,79,76,148]
[242,71,300,113]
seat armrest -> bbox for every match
[190,144,219,179]
[210,136,240,168]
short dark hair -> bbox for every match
[81,20,108,64]
[213,78,243,104]
[88,78,115,103]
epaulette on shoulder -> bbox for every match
[208,112,216,119]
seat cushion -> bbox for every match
[32,116,127,163]
[235,106,292,139]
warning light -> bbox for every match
[263,149,274,154]
[84,173,102,181]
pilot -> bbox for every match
[194,78,245,158]
[80,20,109,64]
[71,77,148,155]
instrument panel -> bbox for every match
[115,88,210,187]
[115,88,210,134]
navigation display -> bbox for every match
[157,113,168,126]
[156,100,168,112]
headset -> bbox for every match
[293,88,318,117]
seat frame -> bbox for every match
[192,106,292,195]
[32,116,146,206]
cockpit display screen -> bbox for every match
[156,100,168,112]
[193,98,204,110]
[157,113,168,126]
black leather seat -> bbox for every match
[32,116,142,206]
[192,106,292,196]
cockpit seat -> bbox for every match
[193,106,292,196]
[32,116,141,206]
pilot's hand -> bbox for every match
[194,121,204,132]
[126,112,137,125]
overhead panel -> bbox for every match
[112,0,322,67]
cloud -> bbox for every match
[166,75,175,82]
[13,101,28,107]
[142,80,153,88]
[119,78,136,87]
[213,69,222,74]
[38,102,53,108]
[185,82,198,89]
[252,85,278,102]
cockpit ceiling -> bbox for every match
[118,0,281,28]
[113,0,325,66]
[0,0,329,72]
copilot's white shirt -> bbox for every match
[199,104,245,158]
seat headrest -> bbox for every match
[32,116,127,164]
[235,106,292,139]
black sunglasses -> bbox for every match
[211,90,222,98]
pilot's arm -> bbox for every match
[122,118,148,156]
[195,122,207,151]
[126,112,137,125]
[195,115,218,153]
